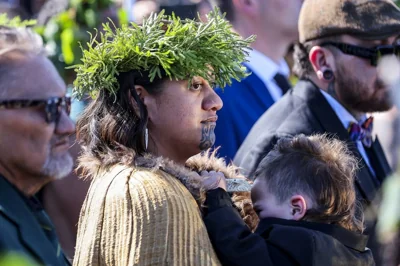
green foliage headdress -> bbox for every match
[71,8,255,99]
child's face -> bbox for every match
[251,178,310,220]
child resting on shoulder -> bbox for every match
[201,134,374,266]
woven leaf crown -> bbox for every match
[71,7,255,99]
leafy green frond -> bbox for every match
[72,7,256,99]
[0,14,36,28]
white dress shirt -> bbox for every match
[246,49,290,102]
[320,90,376,176]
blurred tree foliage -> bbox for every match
[0,252,39,266]
[34,0,128,83]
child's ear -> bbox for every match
[290,195,308,221]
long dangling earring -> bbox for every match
[144,127,148,151]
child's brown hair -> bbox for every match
[254,134,364,233]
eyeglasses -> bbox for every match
[320,42,400,66]
[0,96,71,123]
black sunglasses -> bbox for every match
[0,96,71,123]
[320,42,400,66]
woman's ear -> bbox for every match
[127,85,151,117]
[309,46,336,81]
[289,195,308,221]
[131,84,157,121]
[130,85,153,107]
[133,85,147,103]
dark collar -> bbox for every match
[255,217,369,252]
[0,175,43,211]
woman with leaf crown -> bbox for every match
[72,8,255,266]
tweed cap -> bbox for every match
[299,0,400,43]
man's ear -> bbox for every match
[309,46,336,81]
[290,195,308,221]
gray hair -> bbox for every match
[0,26,46,98]
[0,26,45,56]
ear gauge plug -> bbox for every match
[322,69,334,82]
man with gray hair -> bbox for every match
[0,24,74,265]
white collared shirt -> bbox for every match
[246,49,290,102]
[320,90,376,176]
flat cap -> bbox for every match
[299,0,400,43]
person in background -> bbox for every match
[0,24,74,265]
[36,0,120,258]
[213,0,303,160]
[235,0,400,264]
[131,0,159,24]
[203,134,373,266]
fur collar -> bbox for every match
[134,149,259,231]
[81,149,259,231]
[131,149,245,199]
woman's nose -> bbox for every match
[203,88,223,111]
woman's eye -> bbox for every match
[191,83,203,91]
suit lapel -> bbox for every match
[364,137,392,183]
[0,176,60,265]
[243,64,275,107]
[293,80,379,203]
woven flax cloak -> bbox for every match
[73,151,257,266]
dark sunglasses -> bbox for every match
[0,96,71,123]
[320,42,400,66]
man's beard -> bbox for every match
[336,65,393,113]
[41,151,74,180]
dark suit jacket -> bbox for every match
[0,175,70,265]
[204,188,374,266]
[234,79,391,204]
[214,68,275,161]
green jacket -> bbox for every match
[0,175,70,266]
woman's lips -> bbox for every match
[201,115,218,123]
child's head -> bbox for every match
[251,134,364,233]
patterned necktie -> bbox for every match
[348,116,374,148]
[273,73,292,95]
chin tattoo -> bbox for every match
[199,123,216,150]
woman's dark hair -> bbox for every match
[76,70,165,174]
[218,0,235,22]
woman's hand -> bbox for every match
[200,171,227,191]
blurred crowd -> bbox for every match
[1,0,400,266]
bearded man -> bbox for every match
[0,24,75,265]
[234,0,400,264]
